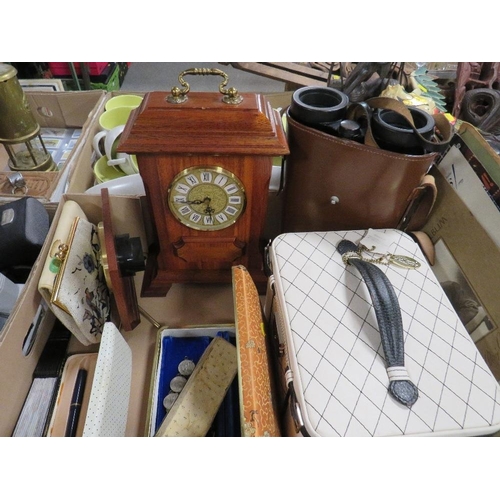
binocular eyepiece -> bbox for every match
[288,86,437,155]
[289,87,365,142]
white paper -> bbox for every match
[83,322,132,437]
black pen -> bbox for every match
[65,369,87,437]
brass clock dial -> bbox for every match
[167,166,246,231]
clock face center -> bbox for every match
[167,166,246,231]
[188,184,227,216]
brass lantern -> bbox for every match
[0,63,55,172]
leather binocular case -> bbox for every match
[282,111,438,233]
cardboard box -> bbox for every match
[0,91,292,437]
[263,91,293,111]
[423,171,500,381]
[0,193,237,437]
[422,125,500,380]
[0,90,106,204]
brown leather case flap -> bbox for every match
[283,114,437,232]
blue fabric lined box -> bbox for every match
[148,327,239,437]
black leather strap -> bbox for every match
[337,239,418,408]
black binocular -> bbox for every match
[289,86,437,155]
[289,87,365,142]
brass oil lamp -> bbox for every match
[0,63,55,172]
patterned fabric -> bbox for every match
[270,229,500,436]
[232,265,280,436]
[51,218,110,346]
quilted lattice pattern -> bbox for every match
[271,230,500,436]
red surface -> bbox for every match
[48,62,109,76]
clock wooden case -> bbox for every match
[118,69,289,296]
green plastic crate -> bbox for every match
[61,64,121,91]
[90,64,120,91]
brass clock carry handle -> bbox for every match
[167,68,243,105]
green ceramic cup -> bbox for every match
[98,106,135,130]
[105,94,143,111]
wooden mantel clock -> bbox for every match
[118,68,289,296]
